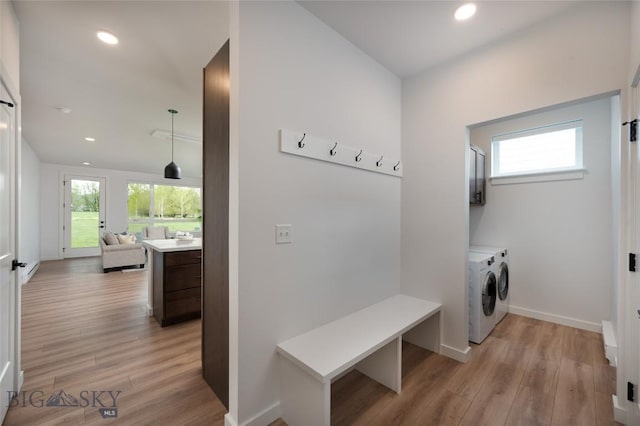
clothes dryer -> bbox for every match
[470,246,510,324]
[468,252,497,343]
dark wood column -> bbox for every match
[202,39,230,408]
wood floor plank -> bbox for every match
[594,363,616,395]
[459,360,525,426]
[350,347,462,426]
[446,336,508,401]
[562,327,594,365]
[5,258,226,426]
[595,391,623,426]
[405,388,470,426]
[331,371,393,426]
[533,321,566,363]
[505,356,560,426]
[551,358,596,426]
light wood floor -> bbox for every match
[272,314,619,426]
[6,258,620,425]
[4,257,226,425]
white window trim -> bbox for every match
[491,119,584,180]
[490,167,585,185]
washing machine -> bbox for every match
[468,251,497,344]
[470,246,509,324]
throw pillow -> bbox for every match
[146,227,166,239]
[117,234,136,244]
[104,232,119,245]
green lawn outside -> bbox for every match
[71,211,99,248]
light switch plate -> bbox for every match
[276,224,292,244]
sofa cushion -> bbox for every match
[146,227,167,239]
[117,234,137,244]
[104,232,119,245]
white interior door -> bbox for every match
[64,176,106,258]
[0,78,17,422]
[634,85,640,423]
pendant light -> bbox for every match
[164,108,182,179]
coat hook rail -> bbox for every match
[280,129,402,178]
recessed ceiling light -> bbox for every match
[82,162,91,166]
[455,3,476,21]
[84,137,96,142]
[97,30,118,45]
[56,106,72,114]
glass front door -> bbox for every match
[64,176,106,258]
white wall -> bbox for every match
[402,1,630,355]
[19,138,40,278]
[39,163,201,260]
[230,1,401,424]
[469,97,613,329]
[1,0,20,89]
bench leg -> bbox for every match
[355,337,402,394]
[279,356,330,426]
[403,312,441,353]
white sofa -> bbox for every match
[99,234,146,273]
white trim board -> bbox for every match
[225,402,280,426]
[508,305,601,333]
[440,344,471,363]
[612,395,626,424]
[280,129,403,178]
[601,320,617,367]
[20,261,39,284]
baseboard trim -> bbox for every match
[440,344,471,363]
[601,320,617,367]
[508,305,601,333]
[224,413,238,426]
[228,402,280,426]
[21,261,39,284]
[145,304,153,317]
[612,395,626,423]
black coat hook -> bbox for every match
[393,161,401,171]
[355,149,363,162]
[330,142,338,156]
[0,100,14,108]
[297,133,306,148]
[376,156,383,167]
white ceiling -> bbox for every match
[14,0,229,178]
[300,0,581,78]
[15,1,580,178]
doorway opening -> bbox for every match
[63,176,106,258]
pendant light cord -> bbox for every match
[169,109,178,162]
[171,111,174,161]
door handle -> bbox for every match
[12,260,27,271]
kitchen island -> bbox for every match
[142,238,202,327]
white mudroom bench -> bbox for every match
[276,294,442,426]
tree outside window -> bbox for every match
[128,183,201,235]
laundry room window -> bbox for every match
[491,120,584,183]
